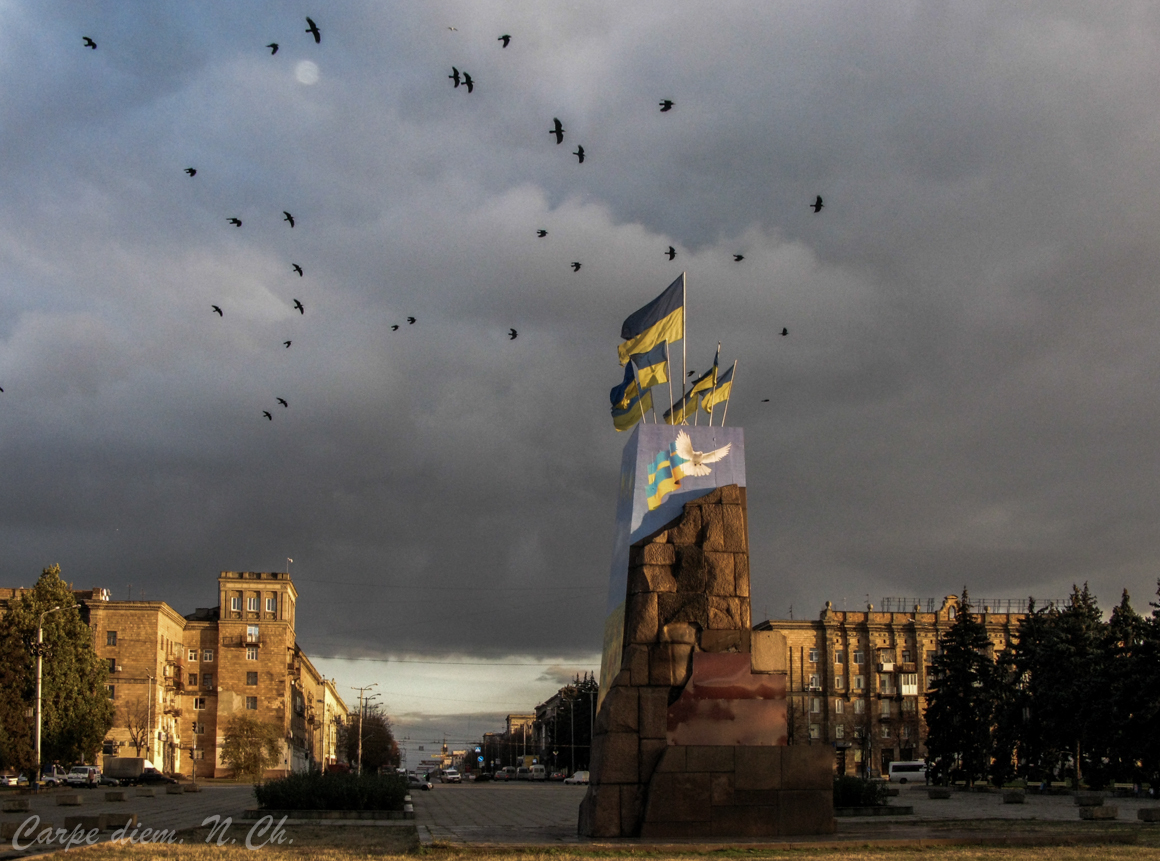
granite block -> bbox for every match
[686,745,735,773]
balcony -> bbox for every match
[878,661,895,672]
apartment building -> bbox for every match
[753,595,1023,777]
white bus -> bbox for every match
[886,761,928,783]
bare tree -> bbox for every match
[122,698,151,756]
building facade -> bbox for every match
[754,595,1024,777]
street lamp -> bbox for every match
[34,606,63,789]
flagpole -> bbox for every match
[681,273,687,425]
[708,343,721,427]
[632,363,647,428]
[719,361,738,427]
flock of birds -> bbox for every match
[46,17,830,416]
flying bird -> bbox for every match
[811,195,823,213]
[761,399,770,402]
[283,211,295,227]
[0,386,4,392]
[263,411,273,421]
[498,34,511,47]
[407,316,416,324]
[571,262,581,272]
[733,254,744,262]
[549,118,565,144]
[449,67,461,87]
[293,300,305,314]
[184,168,196,177]
[228,218,242,226]
[83,37,96,49]
[673,431,731,477]
[276,398,288,408]
[211,305,223,316]
[659,99,674,112]
[508,329,518,340]
[447,26,457,31]
[536,229,547,238]
[462,72,474,93]
[573,145,585,163]
[688,370,697,377]
[391,325,399,331]
[283,341,291,348]
[305,17,321,43]
[665,246,676,260]
[267,43,279,54]
[781,327,788,336]
[292,264,303,276]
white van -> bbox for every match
[886,761,928,784]
[530,765,546,781]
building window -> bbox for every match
[192,750,205,760]
[230,597,240,612]
[194,697,206,710]
[189,649,197,662]
[880,699,892,717]
[246,646,258,661]
[245,697,258,710]
[107,685,115,698]
[107,658,116,673]
[853,747,863,760]
[808,724,820,739]
[881,725,891,739]
[189,674,197,686]
[808,648,819,664]
[854,727,865,740]
[834,651,845,664]
[834,699,845,714]
[192,723,204,735]
[901,697,917,713]
[901,649,912,663]
[854,699,865,715]
[900,673,918,695]
[202,649,213,662]
[246,672,258,686]
[810,697,821,714]
[835,724,845,739]
[808,674,819,690]
[106,630,118,646]
[246,625,259,644]
[901,725,912,739]
[265,597,277,613]
[853,650,864,665]
[879,674,894,693]
[247,597,259,612]
[202,674,213,689]
[925,650,936,664]
[854,675,865,690]
[834,675,845,690]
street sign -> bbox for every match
[477,756,483,762]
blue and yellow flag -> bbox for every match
[646,438,690,510]
[612,387,652,432]
[610,362,640,410]
[701,363,734,411]
[663,387,700,425]
[618,274,684,365]
[630,341,669,391]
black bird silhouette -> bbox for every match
[659,99,674,112]
[761,398,770,402]
[571,262,581,272]
[508,329,518,340]
[293,299,304,314]
[305,17,321,43]
[283,211,295,227]
[284,341,291,348]
[83,37,96,49]
[407,316,416,324]
[811,195,823,213]
[688,371,696,378]
[211,305,223,316]
[462,72,474,93]
[549,117,565,144]
[292,264,303,276]
[665,246,676,260]
[263,411,273,420]
[276,398,288,408]
[184,168,196,177]
[449,67,461,87]
[780,327,788,336]
[574,145,585,163]
[536,229,547,238]
[733,254,744,262]
[0,386,4,392]
[228,217,242,227]
[391,325,399,331]
[498,34,511,47]
[267,43,279,54]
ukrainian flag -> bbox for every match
[612,387,652,432]
[701,363,734,411]
[629,342,669,390]
[610,362,640,410]
[646,439,689,510]
[663,387,700,425]
[618,274,684,365]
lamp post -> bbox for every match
[34,606,63,788]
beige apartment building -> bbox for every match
[2,572,347,779]
[754,595,1024,777]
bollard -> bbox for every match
[165,784,184,795]
[2,799,30,812]
[56,794,84,806]
[1137,808,1160,822]
[1002,789,1025,804]
[134,787,155,798]
[927,788,952,799]
[99,813,138,831]
[1079,806,1117,820]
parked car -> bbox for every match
[549,770,566,781]
[137,768,177,785]
[886,761,928,784]
[530,765,546,781]
[98,774,120,787]
[515,767,532,781]
[440,769,461,784]
[65,766,100,788]
[474,772,493,782]
[40,766,69,787]
[407,774,432,791]
[0,774,19,787]
[563,770,589,785]
[493,767,517,781]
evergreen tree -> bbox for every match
[0,566,114,773]
[924,591,999,786]
[1100,590,1147,786]
[1006,598,1060,783]
[220,713,283,782]
[1134,581,1160,793]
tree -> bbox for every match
[924,590,999,786]
[0,565,114,773]
[121,697,152,757]
[219,713,283,782]
[338,705,399,773]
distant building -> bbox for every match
[1,572,348,779]
[753,594,1025,777]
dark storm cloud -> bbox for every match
[4,1,1160,711]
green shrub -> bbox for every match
[254,770,407,811]
[833,775,888,808]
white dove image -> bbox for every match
[673,431,731,477]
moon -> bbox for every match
[295,61,319,85]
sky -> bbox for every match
[5,1,1160,750]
